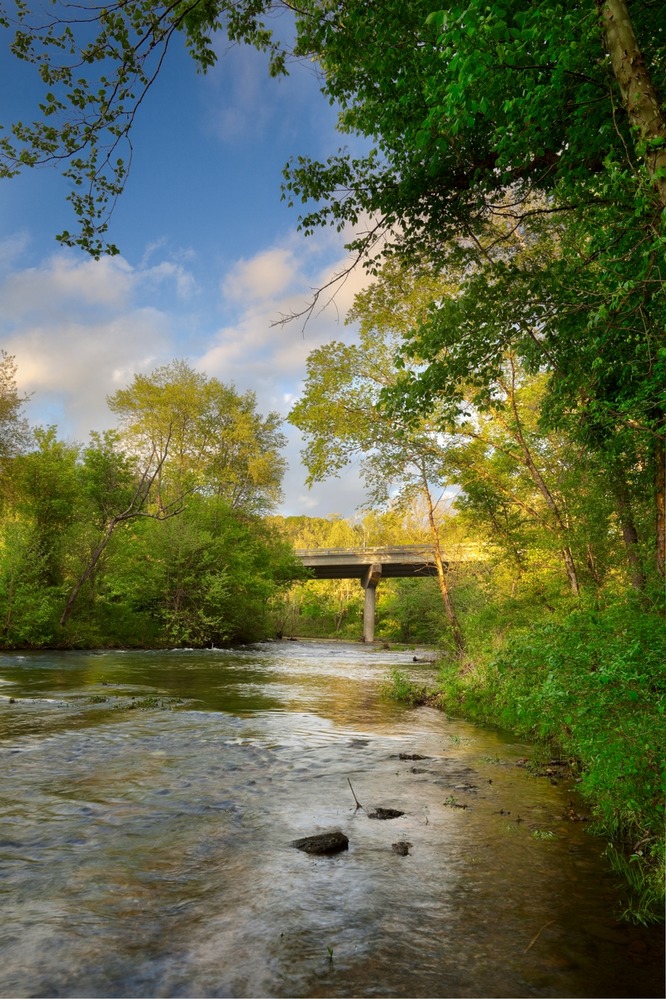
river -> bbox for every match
[0,642,662,998]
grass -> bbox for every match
[382,668,430,706]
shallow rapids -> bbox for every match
[0,642,662,998]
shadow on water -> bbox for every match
[0,641,663,998]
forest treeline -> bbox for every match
[0,356,305,649]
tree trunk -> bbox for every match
[585,543,603,591]
[599,0,666,579]
[656,434,666,579]
[599,0,666,209]
[611,461,647,590]
[503,362,581,596]
[60,519,118,627]
[420,468,465,653]
[560,545,581,598]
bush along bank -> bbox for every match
[417,599,665,925]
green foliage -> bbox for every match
[13,427,82,588]
[0,351,31,488]
[273,577,364,640]
[435,598,666,924]
[108,359,286,514]
[376,578,448,645]
[605,843,666,928]
[383,668,429,706]
[0,519,60,645]
[0,355,297,648]
[80,430,139,526]
[146,499,297,646]
[1,3,664,919]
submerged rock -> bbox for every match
[291,831,349,855]
[391,841,412,856]
[368,807,405,820]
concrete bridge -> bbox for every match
[294,546,440,643]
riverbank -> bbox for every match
[390,597,666,926]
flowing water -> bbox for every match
[0,642,662,999]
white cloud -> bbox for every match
[0,250,182,439]
[201,229,376,400]
[222,247,297,303]
[140,260,198,300]
[2,253,134,320]
[7,309,172,438]
[0,232,31,273]
[197,228,377,515]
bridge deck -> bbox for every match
[294,546,439,580]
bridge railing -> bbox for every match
[293,545,435,557]
[293,544,486,561]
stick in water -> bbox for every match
[525,920,555,953]
[347,777,364,812]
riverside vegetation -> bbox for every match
[390,597,666,928]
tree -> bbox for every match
[0,519,57,645]
[0,0,293,256]
[444,363,589,596]
[13,426,81,588]
[59,428,183,626]
[293,0,666,577]
[381,213,661,588]
[8,2,662,251]
[107,359,287,514]
[295,0,665,579]
[139,496,303,645]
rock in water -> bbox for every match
[392,841,412,856]
[368,808,405,820]
[291,831,349,855]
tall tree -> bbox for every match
[283,0,666,572]
[59,429,182,626]
[13,426,80,588]
[107,360,287,514]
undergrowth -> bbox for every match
[383,668,430,706]
[388,596,666,925]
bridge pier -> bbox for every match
[361,563,382,643]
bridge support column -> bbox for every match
[361,563,382,643]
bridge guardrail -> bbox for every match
[294,544,484,555]
[294,545,435,557]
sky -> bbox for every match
[0,13,376,518]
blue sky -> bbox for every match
[0,20,375,517]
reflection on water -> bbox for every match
[0,642,663,998]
